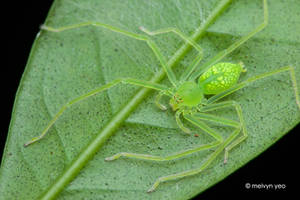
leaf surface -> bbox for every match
[1,0,299,199]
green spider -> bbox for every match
[24,0,300,193]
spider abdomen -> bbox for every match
[198,62,245,94]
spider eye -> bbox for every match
[174,95,183,103]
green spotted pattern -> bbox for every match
[199,62,244,94]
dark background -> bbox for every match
[2,1,298,199]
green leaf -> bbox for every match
[1,0,299,199]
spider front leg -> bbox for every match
[24,78,169,146]
[139,26,205,82]
[41,21,179,87]
[139,26,203,55]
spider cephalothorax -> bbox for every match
[169,81,203,111]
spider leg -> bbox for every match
[139,27,207,83]
[24,78,169,147]
[147,127,240,193]
[192,112,240,129]
[189,0,268,81]
[175,110,191,134]
[139,26,203,55]
[106,112,242,192]
[105,140,220,162]
[179,53,203,82]
[199,101,247,163]
[139,26,205,81]
[105,113,228,161]
[155,91,168,111]
[183,115,224,143]
[41,22,179,87]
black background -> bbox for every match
[2,1,298,199]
